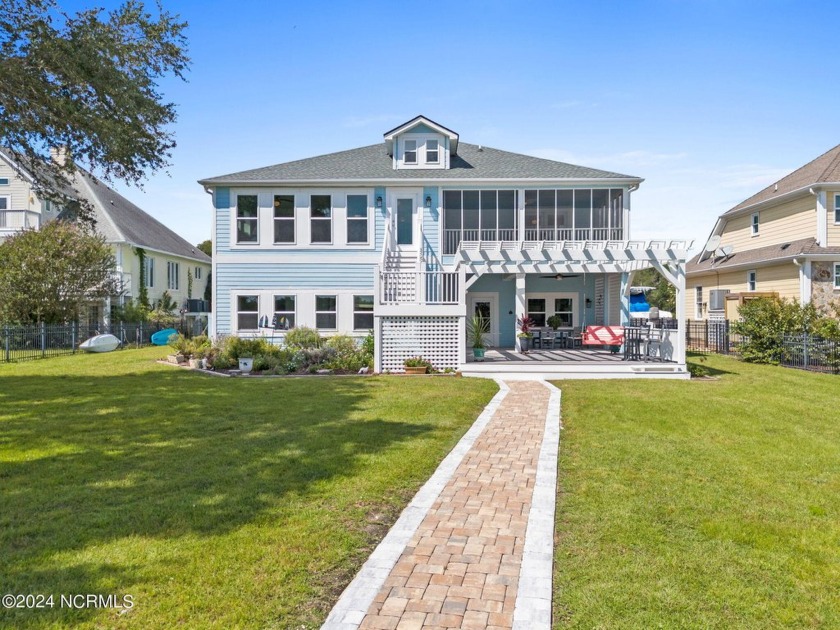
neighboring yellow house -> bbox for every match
[687,144,840,320]
[0,149,211,326]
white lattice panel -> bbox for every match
[380,316,461,372]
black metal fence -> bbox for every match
[685,319,745,355]
[1,321,174,363]
[780,334,840,374]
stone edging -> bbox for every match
[512,380,562,629]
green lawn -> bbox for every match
[0,348,497,629]
[553,354,840,628]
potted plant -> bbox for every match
[547,315,564,331]
[516,315,535,353]
[238,356,254,374]
[188,336,211,369]
[403,356,432,374]
[467,314,489,361]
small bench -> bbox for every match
[582,325,624,349]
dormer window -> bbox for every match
[404,140,417,164]
[426,139,439,164]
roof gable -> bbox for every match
[726,143,840,215]
[383,115,459,156]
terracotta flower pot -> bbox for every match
[404,366,428,374]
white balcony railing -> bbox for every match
[0,210,41,232]
[379,271,461,305]
[443,227,624,254]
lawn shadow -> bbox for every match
[0,369,436,625]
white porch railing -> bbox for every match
[0,210,41,232]
[379,271,461,305]
[444,227,625,254]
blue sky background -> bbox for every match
[77,0,840,250]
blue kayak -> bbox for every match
[151,328,179,346]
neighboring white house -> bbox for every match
[0,149,211,325]
[199,116,692,378]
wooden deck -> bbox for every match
[461,347,687,380]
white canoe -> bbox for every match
[79,333,121,353]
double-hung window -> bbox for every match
[426,139,439,164]
[834,263,840,289]
[274,194,295,243]
[353,295,374,330]
[273,295,295,329]
[834,194,840,224]
[144,256,155,288]
[237,295,259,330]
[751,212,760,236]
[236,195,259,243]
[315,295,337,329]
[310,195,332,243]
[346,194,369,244]
[167,261,180,290]
[527,298,547,327]
[194,267,202,280]
[404,140,417,164]
[0,195,9,227]
[695,286,703,319]
[553,298,574,327]
[747,270,757,291]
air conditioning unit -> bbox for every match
[709,289,729,311]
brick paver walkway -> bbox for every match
[357,381,552,630]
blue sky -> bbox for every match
[89,0,840,250]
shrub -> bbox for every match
[285,326,321,349]
[288,347,336,372]
[733,297,817,364]
[167,333,190,356]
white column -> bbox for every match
[624,187,631,240]
[619,272,630,324]
[517,188,525,241]
[514,273,526,351]
[373,316,383,373]
[674,262,686,365]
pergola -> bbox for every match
[455,240,694,363]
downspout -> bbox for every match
[203,186,216,337]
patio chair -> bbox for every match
[568,327,583,349]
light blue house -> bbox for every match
[199,116,692,378]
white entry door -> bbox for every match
[468,294,499,347]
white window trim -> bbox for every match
[194,266,202,280]
[235,194,260,245]
[273,194,296,245]
[0,178,9,186]
[834,263,840,290]
[352,294,374,331]
[315,294,338,330]
[525,292,578,328]
[695,286,703,319]
[834,194,840,225]
[748,270,757,291]
[426,139,439,164]
[273,294,296,329]
[346,194,370,245]
[167,261,180,291]
[403,139,418,165]
[751,212,760,236]
[144,256,155,289]
[310,194,334,245]
[0,194,10,210]
[235,294,260,332]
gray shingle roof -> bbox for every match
[198,142,640,185]
[686,237,840,274]
[75,171,210,263]
[726,143,840,214]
